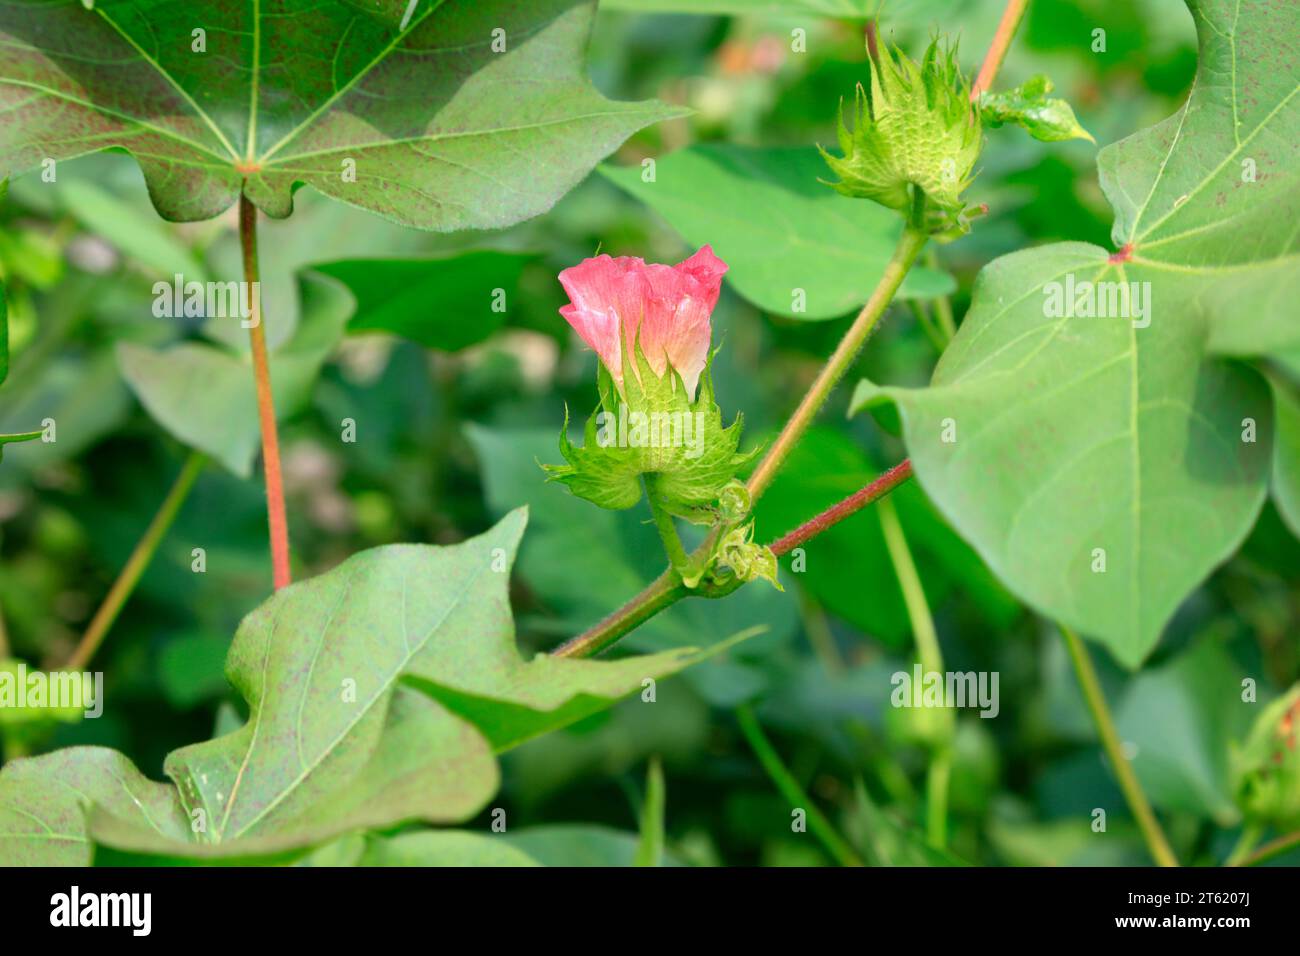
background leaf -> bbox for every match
[319,251,532,351]
[117,271,352,476]
[603,145,954,319]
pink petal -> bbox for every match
[558,254,648,393]
[557,246,728,401]
[637,246,727,399]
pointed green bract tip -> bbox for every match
[980,74,1095,144]
[821,38,982,229]
[543,348,752,523]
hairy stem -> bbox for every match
[878,494,952,849]
[736,704,864,867]
[551,571,687,659]
[1061,625,1178,867]
[771,460,913,557]
[971,0,1031,100]
[239,195,291,591]
[746,228,928,504]
[66,453,205,671]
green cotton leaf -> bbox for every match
[979,75,1094,143]
[0,510,716,864]
[603,145,954,320]
[0,749,191,866]
[0,0,681,230]
[317,250,532,351]
[116,271,351,476]
[850,0,1298,667]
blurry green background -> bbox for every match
[1,0,1296,866]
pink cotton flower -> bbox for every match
[558,246,727,401]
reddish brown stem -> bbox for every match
[554,463,914,658]
[771,460,913,556]
[239,195,291,590]
[971,0,1031,100]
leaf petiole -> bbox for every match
[239,195,291,591]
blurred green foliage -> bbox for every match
[0,0,1296,866]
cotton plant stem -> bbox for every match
[770,460,913,557]
[971,0,1031,100]
[878,495,952,850]
[1060,625,1179,867]
[551,570,687,658]
[746,228,928,504]
[735,704,864,867]
[66,453,205,672]
[555,464,914,659]
[239,196,291,591]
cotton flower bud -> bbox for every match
[713,521,782,592]
[821,39,982,232]
[545,247,754,523]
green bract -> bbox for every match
[712,521,782,591]
[980,75,1094,144]
[821,40,981,227]
[545,348,752,524]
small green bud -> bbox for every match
[821,39,982,229]
[716,480,751,523]
[1233,685,1300,829]
[712,521,782,592]
[979,75,1094,144]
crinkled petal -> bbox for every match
[557,246,727,400]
